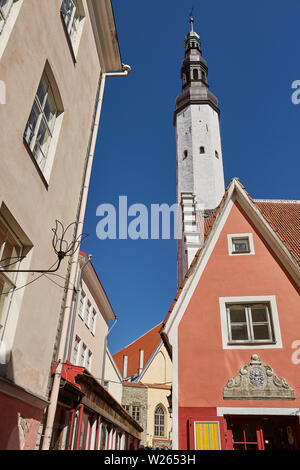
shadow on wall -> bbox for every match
[0,353,43,450]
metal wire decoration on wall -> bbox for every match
[1,220,87,274]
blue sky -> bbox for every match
[81,0,300,354]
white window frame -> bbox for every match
[84,299,91,328]
[0,215,24,332]
[72,335,81,365]
[0,0,24,60]
[0,0,14,33]
[154,405,166,438]
[227,233,255,256]
[219,296,282,350]
[60,0,85,57]
[23,63,64,183]
[78,290,85,319]
[90,308,97,335]
[80,342,87,367]
[132,406,140,422]
[86,349,92,371]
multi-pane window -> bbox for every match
[0,216,23,329]
[227,304,274,344]
[86,349,92,371]
[78,291,85,319]
[0,0,14,34]
[72,335,80,364]
[24,71,58,172]
[61,0,84,49]
[123,405,130,413]
[80,342,87,367]
[84,300,91,327]
[90,309,96,335]
[154,406,165,437]
[132,406,140,422]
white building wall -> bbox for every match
[177,104,225,211]
[176,103,225,286]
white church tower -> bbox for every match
[175,15,225,287]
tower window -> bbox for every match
[193,69,199,80]
[183,150,188,160]
[215,150,219,158]
[199,146,205,154]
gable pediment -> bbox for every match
[223,354,295,400]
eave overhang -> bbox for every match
[87,0,122,72]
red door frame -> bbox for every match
[225,415,300,450]
[225,418,264,450]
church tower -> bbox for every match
[175,15,225,287]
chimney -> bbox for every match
[138,349,144,375]
[122,355,128,379]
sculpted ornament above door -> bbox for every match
[223,354,295,400]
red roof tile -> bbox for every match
[254,200,300,264]
[113,322,163,378]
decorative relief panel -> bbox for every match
[223,354,295,400]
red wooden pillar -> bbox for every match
[67,409,76,450]
[94,416,102,450]
[75,404,84,450]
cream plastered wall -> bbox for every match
[146,386,172,448]
[72,278,109,380]
[140,344,172,447]
[141,344,172,387]
[0,0,101,398]
[104,350,123,404]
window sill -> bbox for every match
[228,341,276,346]
[23,138,49,190]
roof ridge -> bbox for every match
[254,199,300,204]
[113,321,163,354]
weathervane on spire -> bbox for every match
[189,8,194,32]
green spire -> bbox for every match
[184,12,201,50]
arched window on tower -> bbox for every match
[183,150,188,160]
[199,146,205,154]
[215,150,219,159]
[193,69,199,80]
[154,405,166,438]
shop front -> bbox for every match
[49,362,142,450]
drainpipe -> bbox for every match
[41,64,131,450]
[101,316,117,387]
[64,253,92,362]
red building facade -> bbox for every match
[161,180,300,450]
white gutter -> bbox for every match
[101,317,118,386]
[41,64,131,450]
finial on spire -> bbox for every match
[189,9,194,32]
